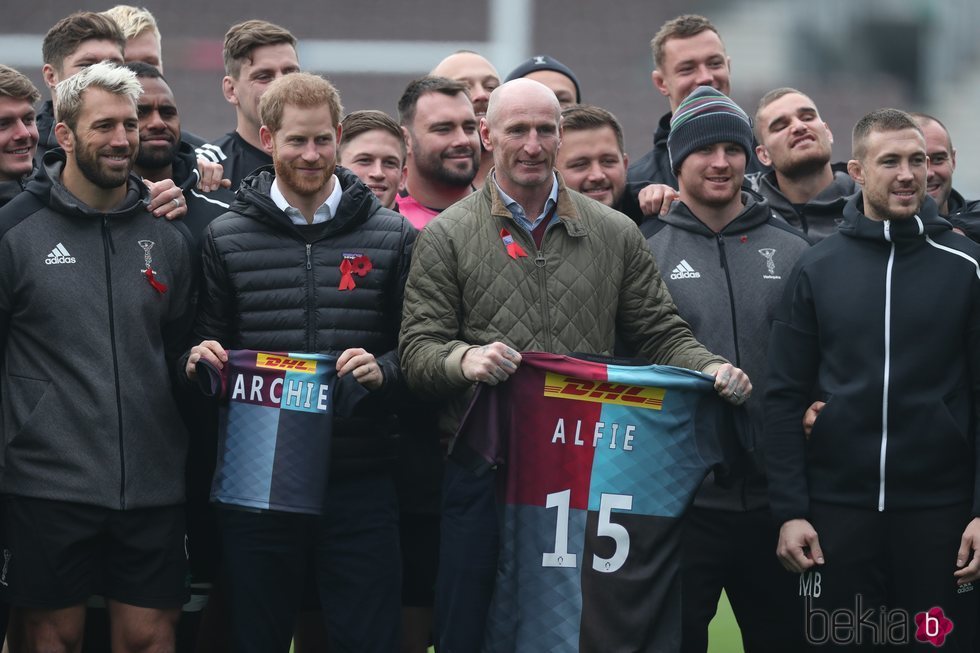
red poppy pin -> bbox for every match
[339,252,372,291]
[500,228,527,259]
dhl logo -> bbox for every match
[256,353,317,374]
[543,372,664,410]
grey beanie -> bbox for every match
[667,86,753,172]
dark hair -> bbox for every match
[651,15,721,69]
[223,20,297,78]
[340,110,406,161]
[42,11,126,71]
[560,104,625,152]
[852,108,922,160]
[397,76,470,127]
[0,65,41,104]
[123,60,166,83]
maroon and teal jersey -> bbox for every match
[452,352,725,652]
[197,350,336,515]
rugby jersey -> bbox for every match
[452,352,727,652]
[197,350,363,515]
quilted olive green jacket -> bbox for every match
[398,173,727,435]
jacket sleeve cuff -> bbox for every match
[444,344,478,388]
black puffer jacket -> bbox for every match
[190,166,416,475]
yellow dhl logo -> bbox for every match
[256,353,317,374]
[543,372,664,410]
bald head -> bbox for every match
[485,78,561,128]
[480,79,562,197]
[431,51,500,117]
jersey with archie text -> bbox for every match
[197,350,337,515]
[452,352,726,652]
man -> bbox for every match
[102,4,163,72]
[628,14,767,215]
[36,11,125,163]
[556,103,643,221]
[753,88,857,242]
[185,72,414,653]
[338,109,406,211]
[129,63,232,246]
[399,77,751,652]
[767,109,980,650]
[0,61,195,653]
[643,86,810,653]
[396,76,479,229]
[430,51,500,187]
[505,54,581,107]
[0,65,40,206]
[196,20,300,189]
[910,112,980,239]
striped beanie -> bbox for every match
[667,86,753,172]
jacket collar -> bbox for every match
[233,164,382,235]
[757,162,857,214]
[26,148,150,219]
[661,190,772,236]
[839,191,950,243]
[484,168,587,237]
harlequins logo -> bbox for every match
[758,248,781,279]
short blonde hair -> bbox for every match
[101,5,160,41]
[56,61,140,131]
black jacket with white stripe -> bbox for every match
[765,192,980,523]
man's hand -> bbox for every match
[196,157,232,193]
[461,343,522,385]
[144,178,187,220]
[777,519,825,573]
[803,400,826,438]
[954,517,980,585]
[703,362,752,405]
[337,348,384,390]
[185,340,227,380]
[638,183,680,216]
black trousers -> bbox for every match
[433,460,498,653]
[218,473,400,653]
[800,502,978,651]
[680,506,805,653]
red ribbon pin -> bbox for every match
[339,254,373,291]
[500,228,527,259]
[143,266,168,294]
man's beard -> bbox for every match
[75,141,135,189]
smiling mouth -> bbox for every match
[4,147,30,155]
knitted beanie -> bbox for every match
[505,55,581,103]
[667,86,753,172]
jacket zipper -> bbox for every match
[715,234,741,366]
[530,228,552,353]
[879,233,895,511]
[306,243,316,351]
[102,215,126,509]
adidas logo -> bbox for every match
[44,243,76,265]
[670,259,700,280]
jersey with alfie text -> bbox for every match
[197,350,336,515]
[451,352,725,652]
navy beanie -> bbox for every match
[506,55,581,103]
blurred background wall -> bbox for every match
[4,0,978,195]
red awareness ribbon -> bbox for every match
[143,266,168,294]
[500,228,527,259]
[338,255,373,291]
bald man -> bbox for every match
[399,78,751,651]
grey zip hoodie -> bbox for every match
[0,150,196,509]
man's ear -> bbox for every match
[54,122,73,153]
[401,125,413,158]
[222,76,238,106]
[755,143,772,167]
[846,159,863,185]
[259,125,274,154]
[652,70,669,98]
[42,63,60,91]
[479,117,493,151]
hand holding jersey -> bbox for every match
[187,340,385,389]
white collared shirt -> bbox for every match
[270,174,342,225]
